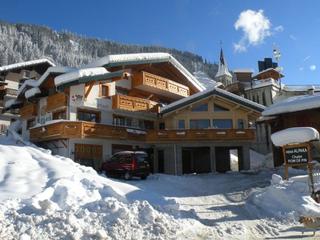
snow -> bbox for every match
[1,128,320,239]
[17,66,75,97]
[284,85,320,92]
[86,52,205,91]
[193,71,221,89]
[0,59,55,73]
[25,87,41,99]
[54,67,108,87]
[271,127,319,147]
[263,93,320,116]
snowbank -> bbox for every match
[0,134,205,239]
[247,174,320,219]
[271,127,319,147]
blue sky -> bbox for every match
[2,0,319,85]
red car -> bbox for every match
[101,151,150,180]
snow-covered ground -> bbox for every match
[0,133,320,239]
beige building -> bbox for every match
[7,53,265,174]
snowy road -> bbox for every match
[124,172,319,239]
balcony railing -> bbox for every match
[112,94,158,112]
[133,71,190,99]
[19,103,37,119]
[46,92,67,112]
[30,121,255,143]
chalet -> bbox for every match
[8,53,265,174]
[262,92,320,166]
[0,59,55,133]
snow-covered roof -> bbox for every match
[25,87,41,99]
[0,58,55,73]
[86,52,205,92]
[4,99,22,109]
[233,69,253,73]
[271,127,319,147]
[252,68,284,79]
[17,66,75,97]
[283,85,320,92]
[54,68,126,89]
[262,93,320,116]
[193,71,221,89]
[161,86,265,115]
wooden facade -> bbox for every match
[19,103,37,119]
[133,71,190,99]
[112,94,158,112]
[46,92,67,112]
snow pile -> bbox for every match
[263,93,320,116]
[0,135,205,239]
[271,127,319,147]
[54,67,108,87]
[248,174,320,219]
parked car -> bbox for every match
[101,151,150,180]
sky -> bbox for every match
[1,0,319,85]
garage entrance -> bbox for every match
[215,147,243,173]
[182,147,211,174]
[74,144,103,170]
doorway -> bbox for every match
[74,144,103,170]
[182,147,210,174]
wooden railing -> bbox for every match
[112,94,158,112]
[46,92,67,112]
[30,121,255,143]
[20,103,37,119]
[133,71,190,98]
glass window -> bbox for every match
[159,122,165,130]
[178,120,185,129]
[237,119,245,129]
[214,104,229,112]
[27,118,36,129]
[190,119,210,129]
[135,153,148,163]
[77,109,100,123]
[53,110,66,120]
[212,119,233,129]
[191,103,208,112]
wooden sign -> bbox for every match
[282,143,312,180]
[284,145,310,165]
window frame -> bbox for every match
[77,108,101,123]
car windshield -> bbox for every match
[135,154,148,162]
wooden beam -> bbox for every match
[84,82,95,99]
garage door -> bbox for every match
[74,144,103,170]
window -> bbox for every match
[101,84,109,97]
[191,103,208,112]
[144,120,154,130]
[237,119,245,129]
[77,109,100,123]
[159,122,165,130]
[27,118,36,129]
[178,120,185,129]
[190,119,210,129]
[214,104,229,112]
[53,110,66,120]
[262,92,267,106]
[113,115,132,127]
[212,119,233,129]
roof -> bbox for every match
[233,69,253,73]
[283,85,320,92]
[0,58,55,73]
[215,49,232,78]
[252,68,284,79]
[161,86,265,115]
[54,68,126,90]
[86,52,205,92]
[18,66,75,97]
[262,93,320,116]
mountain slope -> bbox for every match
[0,20,218,85]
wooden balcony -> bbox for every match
[112,94,158,112]
[146,129,255,143]
[30,120,255,143]
[133,71,190,99]
[19,103,37,119]
[46,92,67,112]
[30,121,146,142]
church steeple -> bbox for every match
[215,48,232,87]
